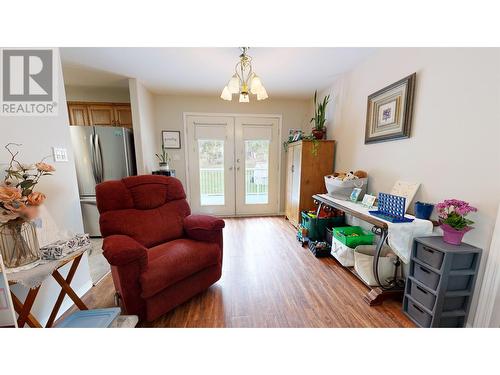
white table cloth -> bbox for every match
[6,244,91,289]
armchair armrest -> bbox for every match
[102,234,148,267]
[183,215,225,244]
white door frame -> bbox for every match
[183,112,283,216]
[473,203,500,327]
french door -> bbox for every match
[186,114,280,216]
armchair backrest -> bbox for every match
[96,175,191,248]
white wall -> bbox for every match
[0,49,92,325]
[129,79,157,174]
[152,95,310,212]
[65,85,130,102]
[315,48,500,323]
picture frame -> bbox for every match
[361,194,376,208]
[162,130,181,149]
[365,73,416,144]
[350,188,362,202]
[291,129,303,142]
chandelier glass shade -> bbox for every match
[221,47,268,102]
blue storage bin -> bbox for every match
[56,308,121,328]
[415,202,434,220]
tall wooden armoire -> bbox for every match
[285,140,335,227]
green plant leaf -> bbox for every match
[19,180,34,188]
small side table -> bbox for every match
[8,248,90,328]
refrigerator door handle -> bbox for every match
[95,133,104,183]
[89,133,99,184]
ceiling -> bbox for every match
[60,48,376,99]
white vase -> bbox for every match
[159,163,170,171]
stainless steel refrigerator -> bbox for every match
[70,126,136,236]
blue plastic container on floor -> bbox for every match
[56,308,121,328]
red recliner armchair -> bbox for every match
[95,175,224,322]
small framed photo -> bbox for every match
[292,130,303,142]
[350,188,362,202]
[162,131,181,149]
[361,194,376,208]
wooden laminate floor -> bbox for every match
[75,217,414,328]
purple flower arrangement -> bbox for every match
[436,199,477,229]
[436,199,477,244]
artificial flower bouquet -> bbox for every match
[436,199,477,245]
[0,143,55,268]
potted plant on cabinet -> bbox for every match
[310,90,330,140]
[155,147,171,171]
[436,199,477,245]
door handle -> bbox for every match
[229,166,233,170]
[95,134,104,183]
[236,158,240,163]
[89,134,99,183]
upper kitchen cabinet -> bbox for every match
[67,102,133,128]
[88,104,115,126]
[68,103,90,126]
[113,105,133,128]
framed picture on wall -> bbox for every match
[365,73,416,144]
[162,131,181,149]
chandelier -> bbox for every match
[220,47,268,103]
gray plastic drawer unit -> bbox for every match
[440,316,465,328]
[447,275,472,291]
[404,236,482,328]
[415,243,444,269]
[406,298,432,328]
[451,253,476,270]
[409,278,436,310]
[442,296,467,312]
[413,263,440,290]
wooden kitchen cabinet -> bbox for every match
[67,102,133,128]
[88,104,115,126]
[68,103,90,126]
[113,105,133,128]
[285,140,335,227]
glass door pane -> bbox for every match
[244,140,269,204]
[198,139,225,206]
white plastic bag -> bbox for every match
[354,245,397,286]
